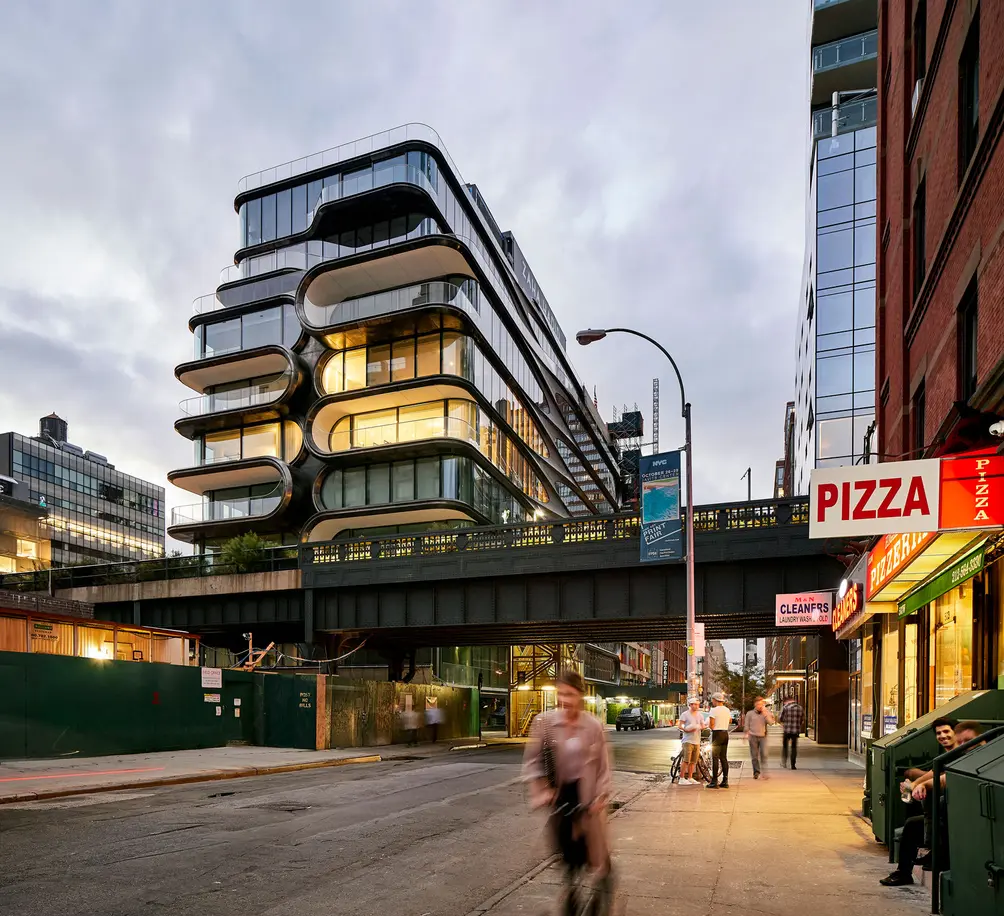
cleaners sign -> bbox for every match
[775,591,833,628]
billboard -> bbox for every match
[775,591,833,627]
[639,451,683,562]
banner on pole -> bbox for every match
[693,622,706,658]
[639,450,683,562]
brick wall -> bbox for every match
[878,0,1004,459]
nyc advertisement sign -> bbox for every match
[775,591,833,627]
[809,452,1004,539]
[639,450,682,562]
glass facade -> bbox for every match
[318,454,532,528]
[319,326,549,458]
[194,303,299,359]
[322,397,548,504]
[8,434,164,565]
[194,420,302,466]
[794,125,877,493]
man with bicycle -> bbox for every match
[677,697,706,785]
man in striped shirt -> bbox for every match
[779,697,805,770]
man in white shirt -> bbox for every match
[676,697,706,785]
[706,692,732,789]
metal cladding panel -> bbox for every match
[703,565,744,616]
[629,570,673,619]
[742,564,784,612]
[380,590,407,627]
[560,578,594,619]
[527,578,560,620]
[406,588,435,627]
[357,592,380,628]
[496,580,526,622]
[466,582,495,624]
[435,585,465,625]
[595,573,629,619]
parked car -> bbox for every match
[615,707,654,731]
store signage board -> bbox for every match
[811,452,1004,539]
[639,450,683,562]
[832,582,863,636]
[898,547,985,618]
[775,591,833,627]
[810,460,941,539]
[867,531,936,600]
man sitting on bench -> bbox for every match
[880,721,983,888]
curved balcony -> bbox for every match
[175,367,300,439]
[171,486,283,527]
[320,415,479,456]
[176,346,293,397]
[302,505,481,544]
[169,451,291,493]
[304,279,478,335]
[223,164,439,287]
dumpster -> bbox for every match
[867,689,1004,847]
[940,732,1004,916]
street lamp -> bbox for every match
[575,327,697,698]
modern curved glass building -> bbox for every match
[170,124,621,551]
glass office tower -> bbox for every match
[793,0,878,495]
[170,124,621,550]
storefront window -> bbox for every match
[931,582,974,707]
[881,616,899,735]
[848,638,862,756]
[902,620,918,725]
[862,631,874,738]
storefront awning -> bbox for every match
[867,531,985,603]
[898,545,986,618]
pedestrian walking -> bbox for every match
[402,705,420,746]
[779,696,805,769]
[706,692,732,789]
[523,670,615,915]
[676,697,706,785]
[426,702,444,743]
[745,696,774,779]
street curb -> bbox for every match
[0,754,382,806]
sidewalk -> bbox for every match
[0,738,489,804]
[481,762,929,916]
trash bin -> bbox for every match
[940,732,1004,916]
[868,689,1004,847]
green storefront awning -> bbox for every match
[898,547,985,618]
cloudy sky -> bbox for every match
[0,1,810,543]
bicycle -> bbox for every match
[670,732,713,784]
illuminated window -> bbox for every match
[16,538,38,560]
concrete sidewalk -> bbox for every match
[0,738,489,803]
[482,763,928,916]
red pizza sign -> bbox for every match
[811,452,1004,539]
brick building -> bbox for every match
[877,1,1004,460]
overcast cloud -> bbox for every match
[0,1,809,544]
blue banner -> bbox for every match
[639,450,683,562]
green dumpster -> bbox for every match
[940,732,1004,916]
[867,689,1004,847]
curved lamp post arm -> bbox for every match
[600,327,688,418]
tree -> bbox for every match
[708,656,774,720]
[218,532,270,573]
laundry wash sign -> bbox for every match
[775,591,833,627]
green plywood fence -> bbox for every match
[0,651,255,759]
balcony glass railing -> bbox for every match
[813,0,851,10]
[309,162,436,225]
[304,280,479,330]
[329,416,478,452]
[219,216,440,286]
[812,29,877,73]
[812,93,878,141]
[179,379,288,417]
[171,488,282,526]
[192,293,224,315]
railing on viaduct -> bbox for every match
[0,498,810,593]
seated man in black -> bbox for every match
[880,721,983,887]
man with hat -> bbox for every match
[676,697,706,785]
[706,692,732,789]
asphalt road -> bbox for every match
[0,728,681,916]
